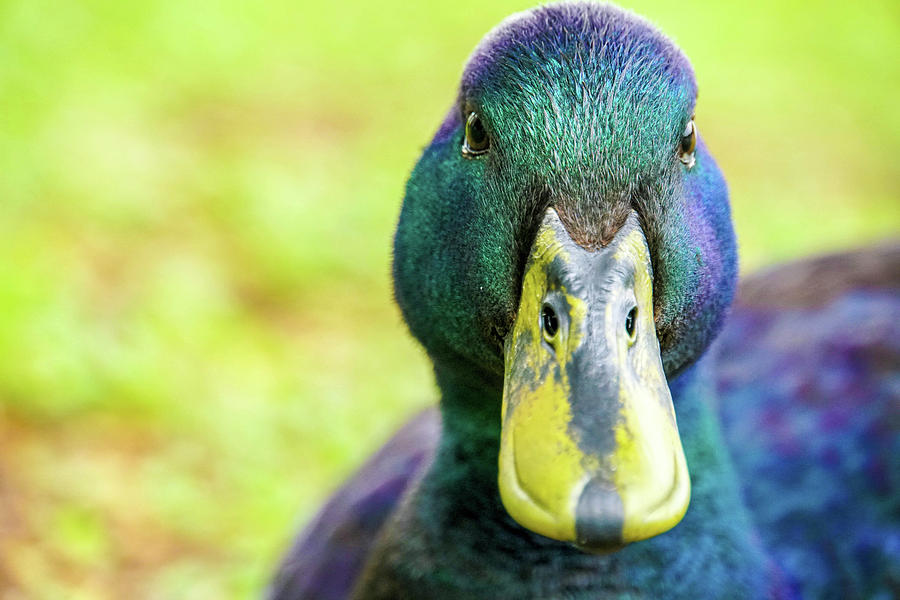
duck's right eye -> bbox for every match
[463,112,490,156]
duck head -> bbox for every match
[393,3,737,552]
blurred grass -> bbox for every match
[0,0,897,597]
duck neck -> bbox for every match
[357,355,783,599]
[432,359,506,490]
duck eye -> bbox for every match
[625,306,637,340]
[679,119,696,169]
[463,112,490,156]
[541,304,559,341]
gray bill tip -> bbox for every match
[574,478,625,551]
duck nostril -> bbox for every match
[625,307,637,340]
[541,304,559,341]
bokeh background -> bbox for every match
[1,0,897,597]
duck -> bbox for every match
[269,3,900,598]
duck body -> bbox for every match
[272,248,899,599]
[270,3,899,598]
[715,246,900,598]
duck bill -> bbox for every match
[498,207,690,552]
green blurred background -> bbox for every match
[0,0,897,597]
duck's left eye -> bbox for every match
[679,118,697,169]
[463,112,490,156]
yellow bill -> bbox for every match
[498,207,690,551]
